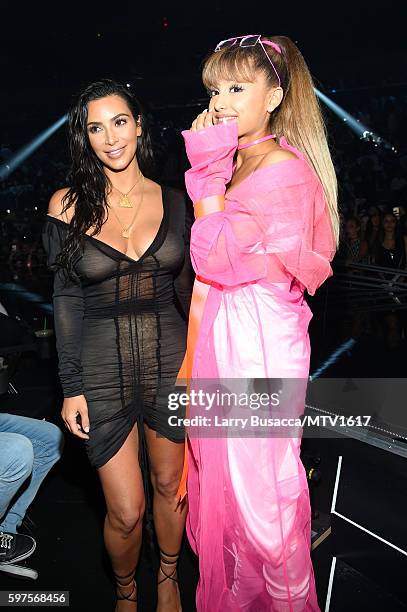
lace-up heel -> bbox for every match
[114,568,137,610]
[157,549,181,611]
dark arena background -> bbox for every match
[1,2,407,610]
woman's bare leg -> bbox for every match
[145,424,186,612]
[98,423,145,611]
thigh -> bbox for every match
[0,413,63,463]
[0,413,58,443]
[0,432,33,473]
[98,422,144,515]
[0,413,34,435]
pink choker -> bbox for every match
[238,134,276,150]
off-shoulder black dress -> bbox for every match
[42,186,193,470]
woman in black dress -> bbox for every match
[42,80,193,611]
[374,211,406,350]
[375,212,406,271]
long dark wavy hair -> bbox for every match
[57,79,154,278]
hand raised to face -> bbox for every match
[190,109,217,132]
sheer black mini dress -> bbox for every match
[42,186,193,469]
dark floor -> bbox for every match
[1,274,407,611]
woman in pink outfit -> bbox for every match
[181,35,339,611]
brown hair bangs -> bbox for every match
[202,47,260,88]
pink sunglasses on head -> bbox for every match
[214,34,282,87]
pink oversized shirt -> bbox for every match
[182,122,335,611]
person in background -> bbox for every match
[400,213,407,264]
[340,216,369,266]
[373,211,407,353]
[365,206,382,262]
[375,211,406,271]
[0,413,63,566]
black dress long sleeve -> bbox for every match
[42,220,85,398]
[42,186,193,468]
[173,200,194,318]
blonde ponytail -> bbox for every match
[269,36,339,245]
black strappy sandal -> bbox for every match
[157,549,180,586]
[114,568,137,609]
[157,549,182,611]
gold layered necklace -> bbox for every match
[109,175,145,238]
[111,170,143,208]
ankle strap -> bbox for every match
[158,549,180,585]
[159,549,180,559]
[114,567,136,588]
[116,579,137,602]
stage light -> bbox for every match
[314,88,392,148]
[0,282,53,315]
[0,114,68,181]
[6,209,10,214]
[310,338,356,381]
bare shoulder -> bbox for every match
[257,147,298,170]
[143,177,162,197]
[48,188,73,222]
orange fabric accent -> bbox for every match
[194,195,225,218]
[175,277,211,502]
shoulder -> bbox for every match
[161,184,187,200]
[160,185,193,230]
[161,184,190,209]
[257,148,298,169]
[252,151,316,192]
[144,177,161,196]
[48,188,73,222]
[254,145,312,184]
[145,178,187,206]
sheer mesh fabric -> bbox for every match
[42,186,193,471]
[183,134,334,610]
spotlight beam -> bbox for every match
[0,114,68,181]
[314,88,395,150]
[309,338,356,381]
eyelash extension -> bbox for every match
[88,118,127,133]
[207,84,244,97]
